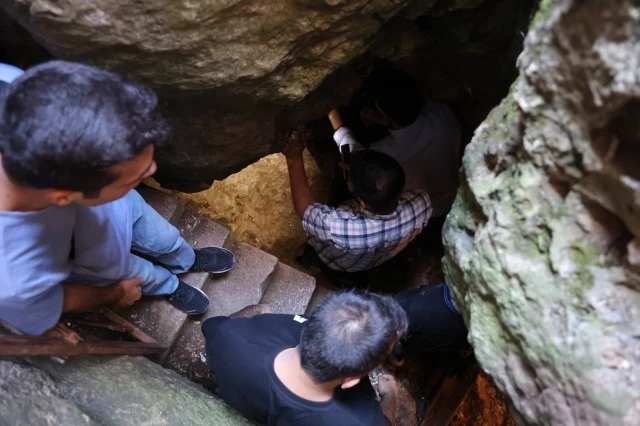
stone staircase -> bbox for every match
[120,185,318,387]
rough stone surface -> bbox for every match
[136,184,185,226]
[1,0,426,100]
[442,1,640,424]
[150,150,328,266]
[259,262,316,314]
[163,240,278,385]
[21,356,251,426]
[304,282,335,316]
[119,208,230,354]
[0,0,530,190]
[0,360,97,426]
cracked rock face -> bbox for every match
[1,0,420,102]
[3,0,430,189]
[0,357,251,425]
[443,0,640,424]
[0,0,518,191]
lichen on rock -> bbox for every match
[443,0,640,424]
[0,356,252,426]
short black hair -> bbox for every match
[300,290,408,383]
[371,69,423,127]
[349,150,405,213]
[0,60,169,196]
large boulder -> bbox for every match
[0,0,529,190]
[0,357,251,425]
[443,0,640,424]
[1,0,426,101]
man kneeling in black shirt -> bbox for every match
[201,291,408,425]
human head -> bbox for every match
[0,60,169,206]
[348,150,405,213]
[299,290,408,387]
[370,69,423,128]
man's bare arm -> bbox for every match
[378,374,398,425]
[62,277,143,313]
[283,134,314,218]
[328,109,344,130]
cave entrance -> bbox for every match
[155,0,536,423]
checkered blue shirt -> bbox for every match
[302,190,432,272]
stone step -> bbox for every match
[259,262,316,315]
[304,283,336,316]
[118,211,231,359]
[136,184,185,226]
[162,240,278,386]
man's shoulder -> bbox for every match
[400,189,430,203]
[421,101,454,115]
[303,201,362,232]
[420,102,460,129]
[399,190,432,215]
[204,314,305,342]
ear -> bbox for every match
[340,376,361,390]
[356,197,367,209]
[46,189,83,206]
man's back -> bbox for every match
[202,314,389,426]
[302,190,432,272]
[372,103,461,218]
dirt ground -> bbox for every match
[148,150,328,267]
[450,373,516,426]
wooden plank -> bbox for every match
[98,308,158,344]
[45,322,83,344]
[421,358,480,426]
[0,335,166,357]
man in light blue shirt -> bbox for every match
[0,61,235,335]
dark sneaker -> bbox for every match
[189,247,235,274]
[167,280,210,315]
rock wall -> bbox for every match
[0,0,531,191]
[443,0,640,424]
[0,357,251,425]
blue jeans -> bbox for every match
[125,190,195,295]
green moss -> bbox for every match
[569,241,599,269]
[567,240,598,310]
[531,0,553,28]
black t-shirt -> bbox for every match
[202,314,390,426]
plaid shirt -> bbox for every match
[302,190,432,272]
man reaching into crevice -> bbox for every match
[283,131,432,288]
[330,68,461,231]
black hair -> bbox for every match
[0,60,169,197]
[349,150,405,213]
[299,290,408,383]
[370,69,423,127]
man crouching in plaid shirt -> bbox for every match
[283,132,432,287]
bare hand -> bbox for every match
[282,131,306,160]
[116,277,143,307]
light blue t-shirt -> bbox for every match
[0,206,75,335]
[71,197,132,286]
[0,198,133,336]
